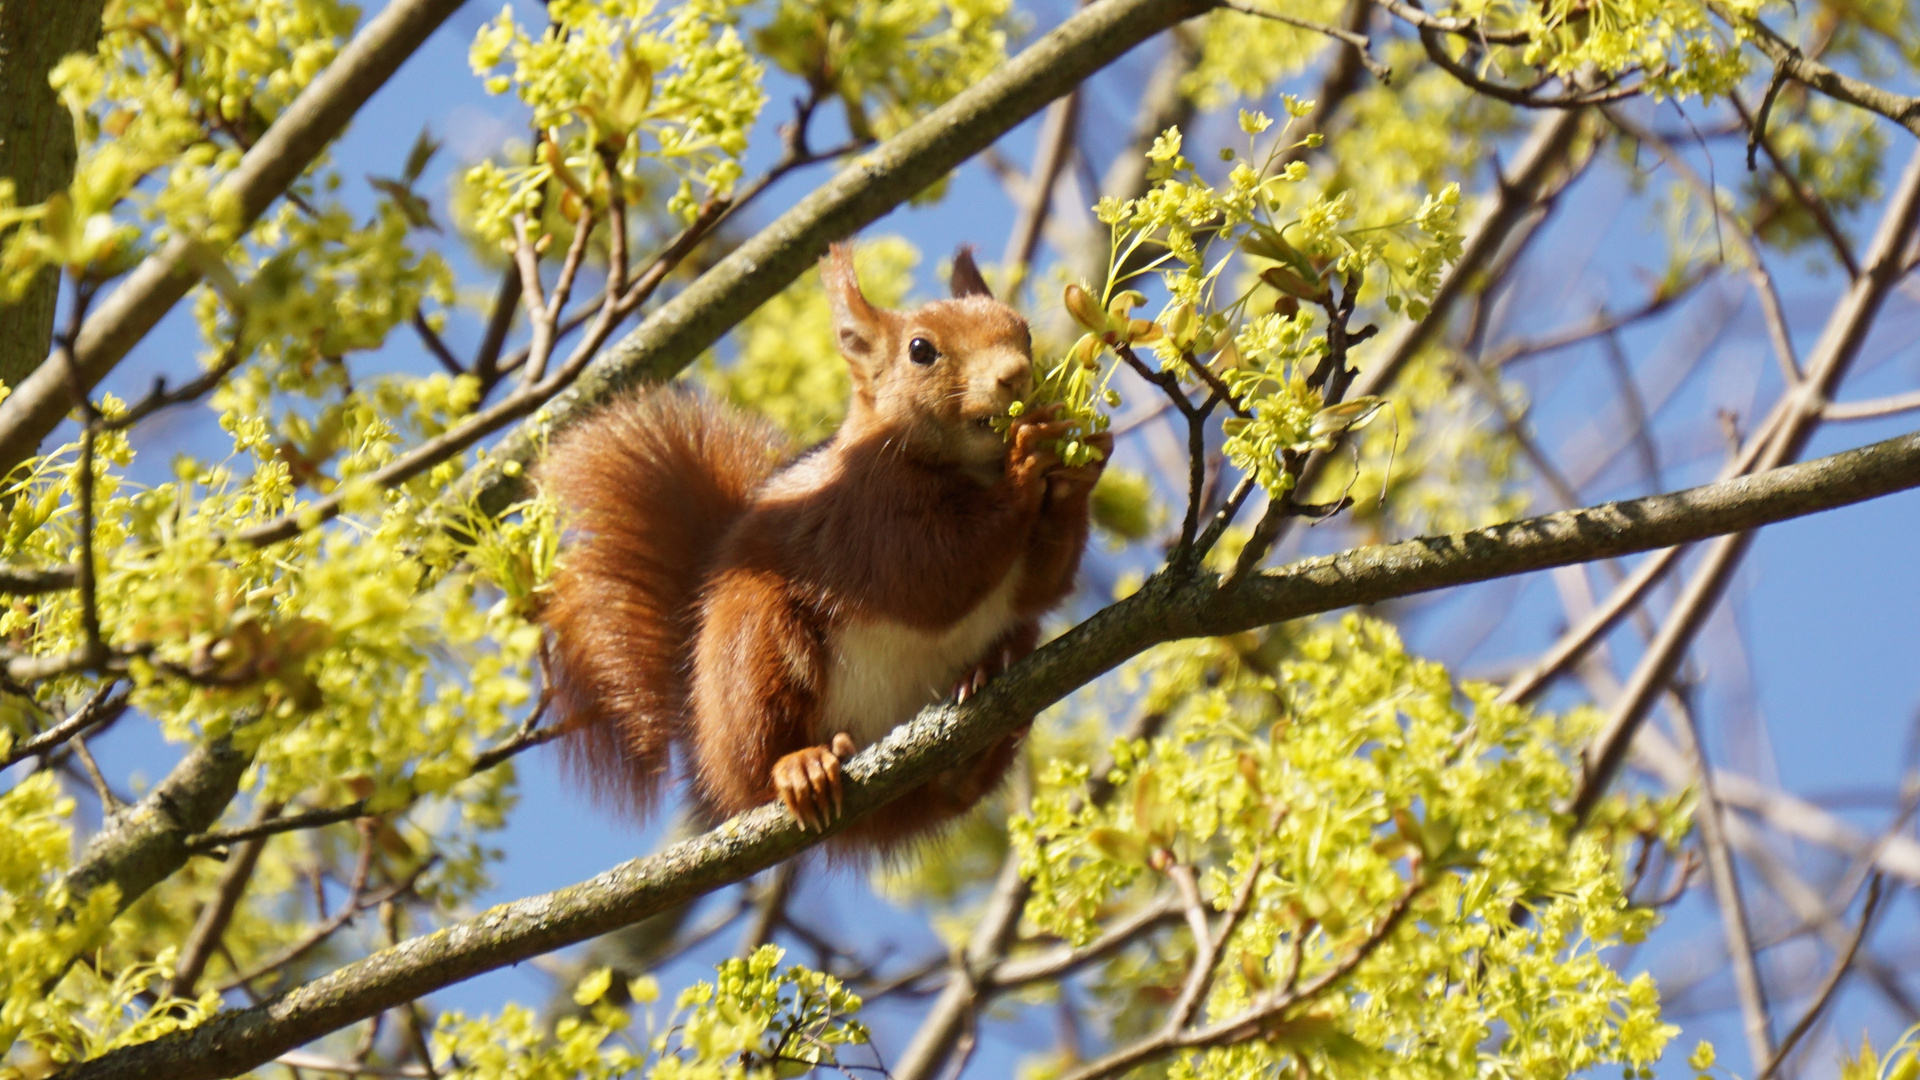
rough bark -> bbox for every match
[0,0,107,387]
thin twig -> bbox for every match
[1730,89,1859,278]
[187,721,562,854]
[471,266,521,397]
[409,312,463,377]
[990,893,1184,987]
[1604,108,1802,386]
[173,800,284,997]
[1825,388,1920,422]
[1486,267,1711,367]
[1744,65,1788,173]
[1221,0,1390,81]
[1373,0,1531,44]
[0,685,127,770]
[1416,29,1640,109]
[1003,91,1079,279]
[1670,690,1774,1067]
[509,214,555,385]
[233,195,732,549]
[220,832,419,993]
[1056,873,1421,1080]
[1755,875,1885,1080]
[104,331,250,433]
[70,736,119,810]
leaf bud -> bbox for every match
[1163,301,1196,346]
[1106,289,1148,322]
[1261,265,1322,301]
[1064,283,1104,332]
[1087,826,1148,866]
[1308,396,1388,441]
[1068,332,1102,370]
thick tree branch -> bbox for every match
[58,422,1920,1080]
[0,560,79,595]
[0,0,469,477]
[0,0,107,388]
[61,734,251,917]
[462,0,1218,520]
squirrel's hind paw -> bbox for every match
[773,743,847,831]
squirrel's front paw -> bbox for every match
[1008,405,1073,496]
[772,735,856,832]
[1045,430,1112,503]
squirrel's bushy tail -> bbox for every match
[538,390,789,815]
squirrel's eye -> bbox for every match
[908,337,939,366]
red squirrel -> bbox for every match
[538,243,1109,847]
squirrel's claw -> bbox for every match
[773,745,845,831]
[953,663,994,705]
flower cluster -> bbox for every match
[465,0,765,237]
[1013,617,1688,1079]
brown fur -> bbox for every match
[540,242,1106,851]
[539,392,790,812]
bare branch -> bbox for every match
[1604,108,1802,385]
[1373,0,1531,44]
[185,721,563,855]
[990,894,1184,988]
[1756,875,1885,1080]
[1731,88,1860,279]
[102,330,249,433]
[1056,874,1421,1080]
[1670,692,1774,1066]
[172,800,282,997]
[1826,388,1920,422]
[0,684,126,770]
[1569,142,1920,825]
[0,562,79,596]
[1486,267,1710,368]
[1003,92,1079,278]
[410,311,463,377]
[1415,30,1641,108]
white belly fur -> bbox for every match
[822,564,1024,746]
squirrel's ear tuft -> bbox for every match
[950,246,993,299]
[821,242,882,369]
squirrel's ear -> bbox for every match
[821,242,883,368]
[950,246,993,299]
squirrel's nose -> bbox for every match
[996,359,1033,397]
